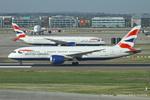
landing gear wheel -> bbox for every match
[72,62,79,65]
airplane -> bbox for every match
[31,25,47,35]
[12,23,105,46]
[8,26,141,65]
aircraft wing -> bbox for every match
[45,38,69,45]
[64,49,105,59]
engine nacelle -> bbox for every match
[50,55,65,64]
[66,42,76,46]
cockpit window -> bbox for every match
[18,51,23,54]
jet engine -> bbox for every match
[66,42,76,46]
[50,55,65,64]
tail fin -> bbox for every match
[116,25,141,51]
[12,23,26,41]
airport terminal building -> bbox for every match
[12,16,40,28]
[91,17,125,28]
[49,16,78,28]
[131,16,141,27]
[0,14,150,28]
[141,14,150,27]
[0,16,12,28]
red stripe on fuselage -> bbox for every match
[18,49,33,52]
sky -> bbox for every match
[0,0,150,14]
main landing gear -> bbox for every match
[72,62,79,65]
[72,58,79,65]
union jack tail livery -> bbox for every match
[12,23,26,41]
[116,25,141,51]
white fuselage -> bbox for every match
[20,36,105,45]
[8,46,130,61]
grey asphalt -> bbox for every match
[0,63,150,72]
[0,90,149,100]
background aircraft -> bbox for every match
[8,26,141,65]
[30,25,48,35]
[12,23,105,46]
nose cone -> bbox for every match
[8,53,13,59]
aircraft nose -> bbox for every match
[8,53,13,58]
